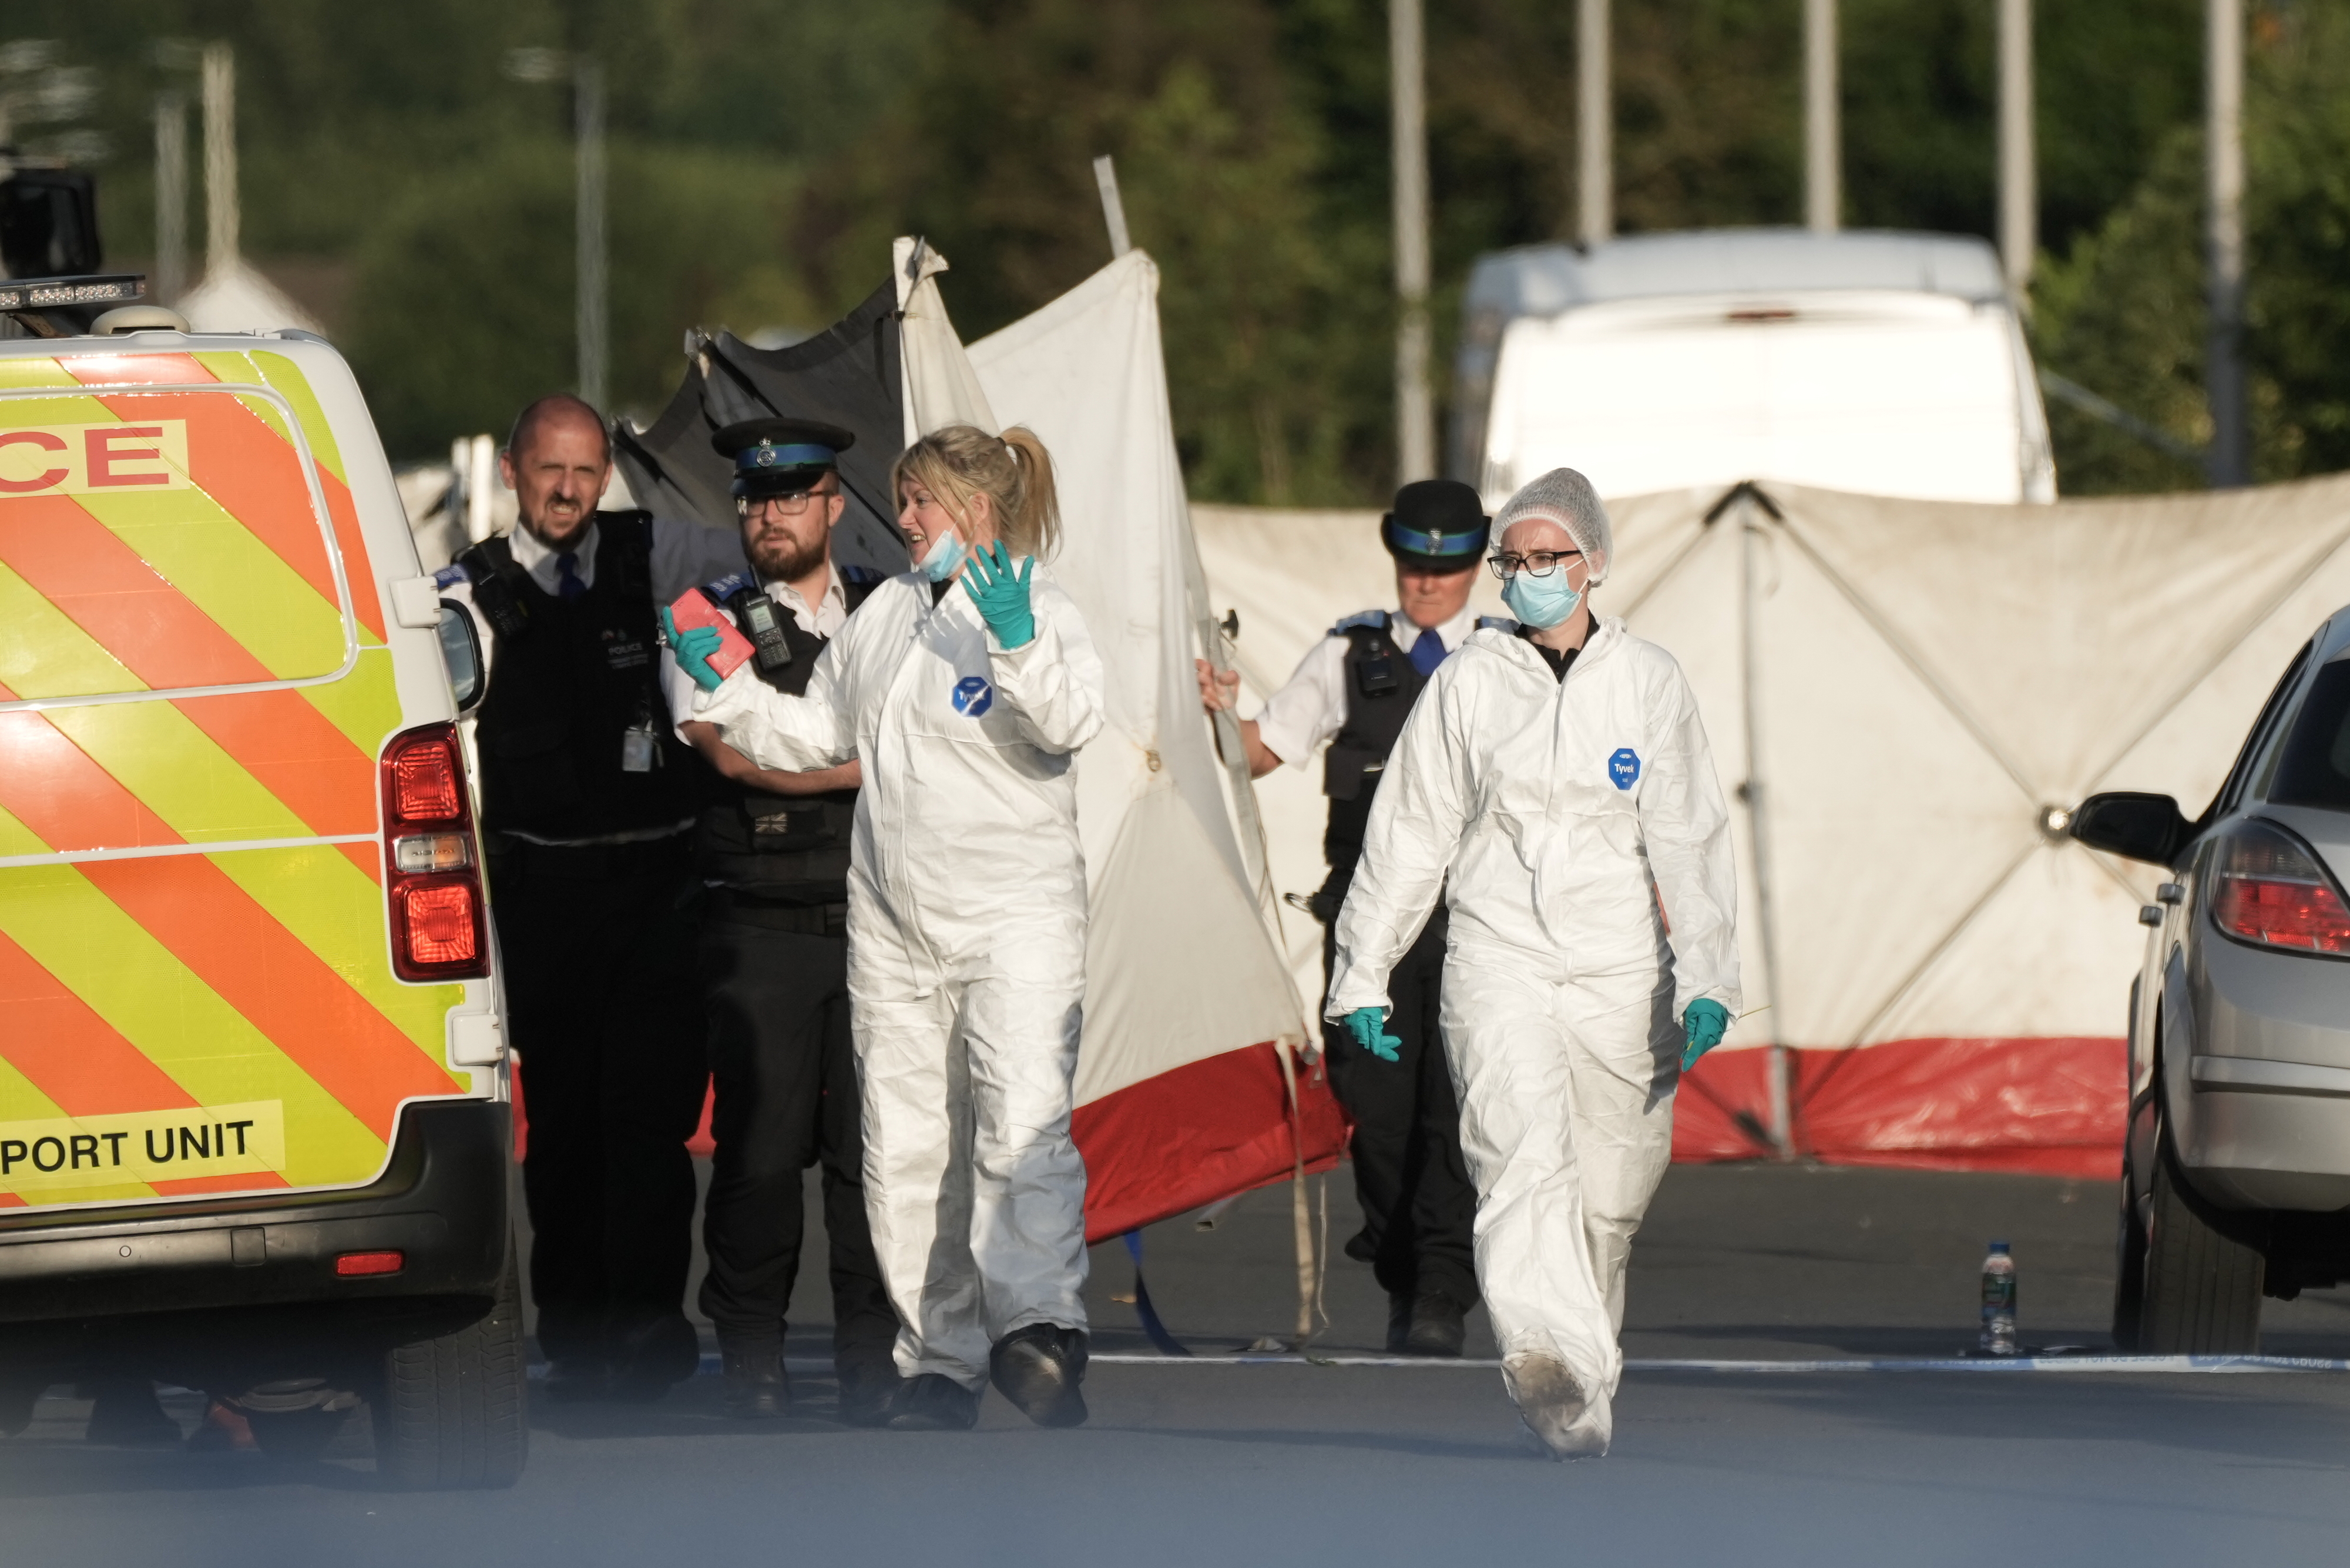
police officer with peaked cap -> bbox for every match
[435,393,747,1403]
[662,418,900,1424]
[1196,478,1493,1355]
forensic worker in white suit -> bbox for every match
[1325,468,1740,1459]
[669,424,1106,1433]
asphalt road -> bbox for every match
[6,1161,2349,1567]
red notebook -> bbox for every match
[666,587,756,682]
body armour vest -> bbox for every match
[1321,611,1434,876]
[461,511,699,840]
[694,569,879,905]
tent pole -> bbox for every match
[1740,496,1795,1159]
[1092,155,1133,260]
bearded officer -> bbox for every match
[666,419,901,1425]
[1194,478,1490,1355]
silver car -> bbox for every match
[2072,610,2350,1353]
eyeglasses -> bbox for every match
[737,488,837,520]
[1488,549,1581,579]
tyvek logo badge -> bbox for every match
[1608,747,1641,790]
[952,676,993,717]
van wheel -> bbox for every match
[2137,1141,2264,1355]
[372,1254,527,1489]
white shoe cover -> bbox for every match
[1506,1354,1609,1460]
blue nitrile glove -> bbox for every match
[660,606,727,693]
[961,540,1037,650]
[1680,998,1731,1071]
[1344,1006,1402,1063]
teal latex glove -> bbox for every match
[1680,998,1732,1071]
[961,540,1037,650]
[660,606,726,693]
[1344,1006,1402,1063]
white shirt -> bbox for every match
[1252,603,1481,770]
[663,563,850,744]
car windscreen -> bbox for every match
[2269,657,2350,810]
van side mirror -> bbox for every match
[0,169,102,278]
[2070,791,2192,865]
[437,600,485,711]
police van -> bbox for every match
[0,278,518,1485]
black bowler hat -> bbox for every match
[1381,479,1490,573]
[711,417,858,499]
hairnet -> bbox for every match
[1495,468,1612,584]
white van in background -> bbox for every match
[1453,228,2056,506]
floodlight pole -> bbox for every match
[1391,0,1435,485]
[1577,0,1611,246]
[2204,0,2248,489]
[201,43,236,271]
[154,90,188,303]
[1997,0,2034,304]
[1804,0,1839,233]
[575,57,608,414]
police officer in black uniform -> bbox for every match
[664,419,900,1425]
[1196,479,1493,1355]
[439,394,745,1402]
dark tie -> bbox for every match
[555,550,586,602]
[1408,629,1448,677]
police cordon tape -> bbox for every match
[519,1352,2350,1381]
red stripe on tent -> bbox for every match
[1671,1038,2126,1180]
[1074,1042,1348,1244]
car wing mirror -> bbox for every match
[437,599,485,711]
[2070,791,2191,865]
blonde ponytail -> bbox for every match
[891,424,1062,560]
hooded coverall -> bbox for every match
[693,566,1105,1390]
[1327,617,1739,1451]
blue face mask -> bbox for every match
[1501,565,1582,629]
[916,528,970,583]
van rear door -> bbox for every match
[0,345,468,1213]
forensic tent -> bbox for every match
[1194,473,2350,1178]
[615,244,1344,1242]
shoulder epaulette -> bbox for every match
[431,563,468,590]
[701,572,753,603]
[1476,615,1519,633]
[1331,609,1389,636]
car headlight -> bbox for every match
[2210,818,2350,956]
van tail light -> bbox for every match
[381,723,489,981]
[2211,820,2350,956]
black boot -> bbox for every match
[542,1357,609,1404]
[720,1342,788,1419]
[836,1361,903,1429]
[882,1372,979,1431]
[1403,1291,1469,1358]
[1385,1293,1414,1354]
[988,1324,1089,1428]
[609,1312,701,1404]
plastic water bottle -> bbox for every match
[1979,1241,2018,1357]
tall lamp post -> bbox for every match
[505,49,607,412]
[2204,0,2248,489]
[1390,0,1434,485]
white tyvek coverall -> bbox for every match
[1328,618,1738,1449]
[693,566,1105,1389]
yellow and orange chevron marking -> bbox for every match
[0,349,464,1210]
